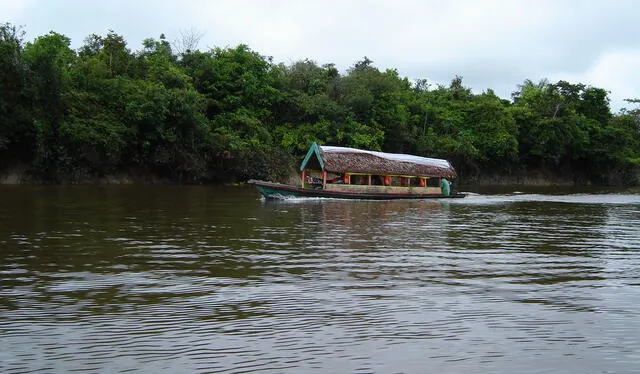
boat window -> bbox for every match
[356,175,368,185]
[426,177,440,187]
[305,171,323,186]
[371,175,383,185]
[328,173,344,184]
[390,176,402,186]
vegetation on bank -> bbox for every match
[1,24,639,185]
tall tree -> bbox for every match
[22,31,75,181]
[0,23,31,163]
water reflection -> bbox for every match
[1,186,639,373]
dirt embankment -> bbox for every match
[2,165,638,186]
[462,173,577,186]
[0,166,172,185]
[0,165,28,184]
[459,166,640,187]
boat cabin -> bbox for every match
[299,142,456,196]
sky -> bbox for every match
[3,0,640,112]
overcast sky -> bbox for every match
[3,0,639,112]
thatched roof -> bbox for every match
[300,143,457,179]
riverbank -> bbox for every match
[3,164,638,187]
[469,167,639,187]
[0,166,173,185]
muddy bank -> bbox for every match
[2,165,638,186]
[0,165,28,184]
[459,166,640,187]
[461,173,578,186]
[0,166,173,185]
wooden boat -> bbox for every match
[248,142,465,200]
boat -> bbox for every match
[248,142,465,200]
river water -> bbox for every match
[1,185,639,373]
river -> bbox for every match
[1,185,639,373]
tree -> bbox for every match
[22,31,75,181]
[0,25,637,185]
[467,91,518,168]
[172,28,205,55]
[0,23,31,162]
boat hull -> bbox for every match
[248,180,465,200]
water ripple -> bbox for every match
[1,188,639,373]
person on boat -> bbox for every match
[441,178,451,196]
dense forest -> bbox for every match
[1,24,639,185]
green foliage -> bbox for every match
[0,23,31,159]
[21,31,75,181]
[0,23,638,185]
[78,31,132,77]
